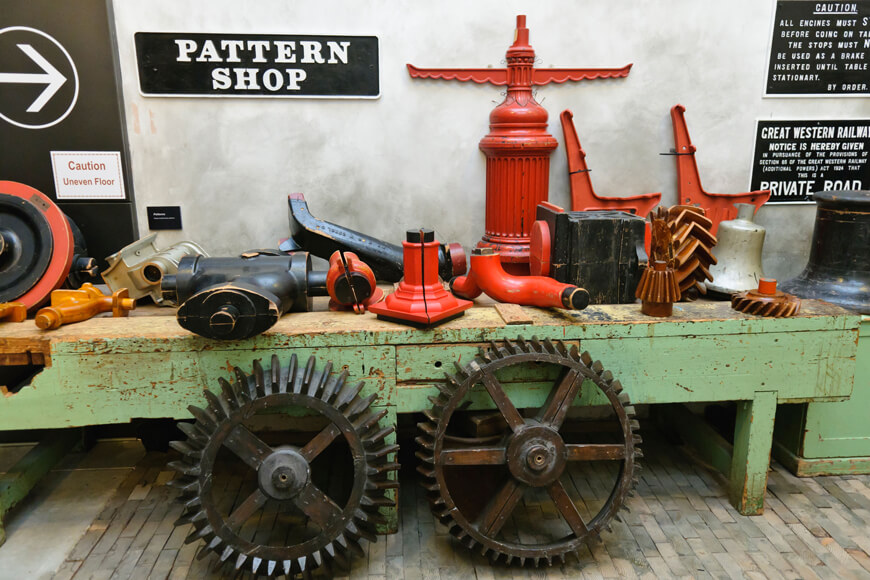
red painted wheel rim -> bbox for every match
[0,181,74,309]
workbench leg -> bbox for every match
[0,431,78,546]
[729,391,776,516]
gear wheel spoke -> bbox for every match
[439,447,507,466]
[300,423,341,462]
[294,482,343,530]
[537,368,583,428]
[225,489,268,530]
[477,478,526,537]
[417,336,640,567]
[168,355,398,578]
[481,370,525,431]
[547,480,589,537]
[223,424,274,469]
[566,443,626,461]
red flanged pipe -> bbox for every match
[451,248,589,310]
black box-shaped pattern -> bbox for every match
[536,206,648,305]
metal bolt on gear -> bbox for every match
[168,354,399,578]
[416,336,641,567]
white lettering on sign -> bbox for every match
[50,151,125,199]
[172,37,350,92]
[211,67,307,91]
[172,38,352,65]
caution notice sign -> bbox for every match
[749,119,870,203]
[765,0,870,96]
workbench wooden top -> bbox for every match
[0,298,858,360]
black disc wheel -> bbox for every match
[168,355,399,578]
[416,336,641,567]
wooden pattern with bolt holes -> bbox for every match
[55,433,870,580]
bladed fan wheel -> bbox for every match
[416,336,641,567]
[168,354,399,578]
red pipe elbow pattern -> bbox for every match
[451,249,589,310]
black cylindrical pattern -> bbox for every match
[780,190,870,313]
[406,228,435,243]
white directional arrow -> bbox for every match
[0,43,67,113]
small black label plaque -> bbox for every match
[765,0,870,96]
[147,205,182,230]
[749,119,870,203]
[135,32,379,98]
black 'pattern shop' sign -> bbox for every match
[765,1,870,96]
[135,33,379,98]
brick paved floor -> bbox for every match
[53,433,870,579]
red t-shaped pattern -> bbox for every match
[408,15,632,274]
[407,16,632,86]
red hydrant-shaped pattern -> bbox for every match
[670,105,770,235]
[408,16,632,274]
[368,229,472,327]
[477,17,557,272]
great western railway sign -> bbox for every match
[135,33,379,98]
[749,119,870,203]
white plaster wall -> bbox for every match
[112,0,870,279]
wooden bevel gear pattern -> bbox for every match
[168,355,399,578]
[417,336,641,567]
[636,207,680,317]
[667,205,718,301]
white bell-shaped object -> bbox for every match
[707,203,766,295]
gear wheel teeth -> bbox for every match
[232,366,253,402]
[541,338,557,354]
[169,355,396,579]
[731,288,801,318]
[591,360,605,376]
[202,389,229,420]
[217,377,239,410]
[418,336,639,568]
[252,359,266,397]
[444,372,462,390]
[667,205,717,301]
[323,369,349,403]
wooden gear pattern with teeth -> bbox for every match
[636,208,680,317]
[416,336,641,567]
[168,355,399,578]
[667,205,718,301]
[732,278,801,318]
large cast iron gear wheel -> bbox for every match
[417,337,641,567]
[168,355,399,578]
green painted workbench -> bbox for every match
[773,315,870,475]
[0,299,859,542]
